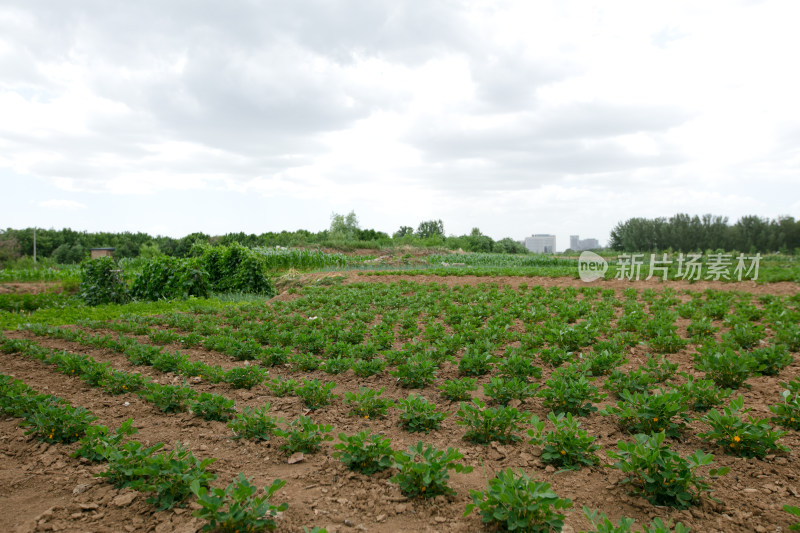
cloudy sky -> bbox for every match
[1,0,799,249]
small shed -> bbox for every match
[90,247,115,259]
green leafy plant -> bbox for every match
[528,412,600,471]
[267,376,297,397]
[229,404,282,441]
[351,357,386,378]
[133,443,217,510]
[20,396,97,444]
[295,378,337,410]
[538,347,573,368]
[582,349,627,377]
[332,430,394,475]
[483,376,538,406]
[770,379,800,430]
[73,419,138,462]
[397,394,447,433]
[131,255,209,301]
[607,432,728,508]
[192,474,288,533]
[390,442,472,498]
[438,378,477,402]
[138,382,197,413]
[465,469,572,532]
[785,505,800,531]
[458,348,495,376]
[600,389,688,437]
[579,507,690,533]
[675,375,731,412]
[343,387,393,419]
[290,352,322,372]
[276,416,333,454]
[79,257,130,305]
[392,353,437,388]
[152,350,188,373]
[456,398,532,444]
[101,370,147,395]
[699,396,788,458]
[749,344,792,376]
[539,365,605,416]
[694,347,755,389]
[497,352,542,381]
[321,356,353,375]
[191,392,236,421]
[224,365,267,390]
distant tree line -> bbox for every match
[0,212,527,267]
[609,214,800,253]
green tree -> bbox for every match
[329,211,360,241]
[416,219,445,239]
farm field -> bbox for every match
[1,273,799,532]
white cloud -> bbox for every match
[37,198,87,209]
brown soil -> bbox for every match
[0,282,63,294]
[0,275,798,532]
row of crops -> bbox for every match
[2,280,799,530]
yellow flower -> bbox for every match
[652,418,658,422]
[733,435,741,442]
[560,450,566,455]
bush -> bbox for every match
[343,387,393,419]
[607,432,727,508]
[528,412,600,471]
[483,377,538,406]
[276,416,333,454]
[456,398,532,444]
[580,507,690,533]
[138,382,197,413]
[465,469,572,532]
[391,442,472,498]
[131,256,209,300]
[196,243,274,295]
[79,257,129,305]
[539,365,605,416]
[191,392,236,421]
[192,474,288,533]
[699,396,789,458]
[391,353,437,388]
[694,347,755,389]
[73,419,138,462]
[224,366,267,389]
[229,404,282,441]
[600,389,688,437]
[295,379,337,410]
[333,431,394,475]
[438,378,477,402]
[397,394,447,433]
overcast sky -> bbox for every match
[1,0,799,250]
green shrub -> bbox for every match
[456,398,532,444]
[333,431,394,475]
[276,416,333,454]
[538,347,573,368]
[397,394,446,433]
[295,379,337,410]
[391,353,437,388]
[438,378,477,402]
[694,348,755,389]
[72,419,138,462]
[229,404,282,441]
[131,256,209,300]
[600,389,688,437]
[528,412,600,471]
[749,344,792,376]
[580,507,690,533]
[497,352,542,381]
[267,376,297,397]
[192,474,288,533]
[343,387,393,419]
[138,382,197,413]
[483,376,538,406]
[191,392,236,421]
[224,366,267,390]
[391,442,472,498]
[351,357,386,378]
[197,243,274,295]
[607,432,727,508]
[676,375,731,412]
[699,396,788,458]
[458,349,494,376]
[20,396,97,444]
[582,349,627,377]
[539,365,605,416]
[79,257,130,305]
[101,370,147,395]
[465,469,572,532]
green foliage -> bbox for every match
[770,380,800,430]
[456,398,532,444]
[676,375,731,412]
[267,376,297,397]
[295,379,337,410]
[774,322,800,351]
[527,412,600,471]
[196,243,275,295]
[343,387,393,419]
[290,352,322,372]
[72,419,138,462]
[391,354,437,388]
[79,257,130,305]
[19,396,97,444]
[276,416,333,454]
[497,352,542,381]
[465,469,572,532]
[138,382,197,413]
[438,378,477,402]
[579,507,690,533]
[748,344,792,376]
[483,376,538,406]
[131,256,209,300]
[458,348,495,376]
[694,347,755,389]
[607,432,728,508]
[224,365,267,389]
[397,394,446,433]
[191,392,236,421]
[192,474,288,533]
[582,349,627,377]
[229,404,282,441]
[538,347,573,368]
[687,318,717,340]
[351,357,386,378]
[100,441,217,511]
[101,370,147,395]
[539,365,606,416]
[600,389,688,437]
[333,430,394,475]
[785,505,800,531]
[390,442,471,498]
[699,396,788,458]
[321,355,353,375]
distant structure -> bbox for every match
[90,247,115,259]
[524,234,556,253]
[569,235,600,251]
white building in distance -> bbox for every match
[524,234,556,253]
[570,235,600,251]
